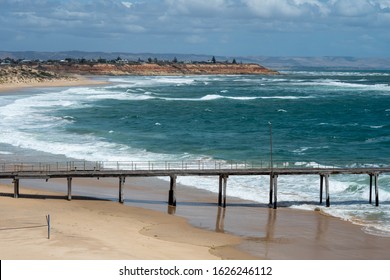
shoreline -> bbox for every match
[0,75,109,93]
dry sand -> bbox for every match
[0,75,107,93]
[0,184,253,260]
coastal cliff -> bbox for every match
[0,62,278,87]
[42,62,278,76]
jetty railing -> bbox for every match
[1,160,390,209]
[1,160,390,173]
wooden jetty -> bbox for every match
[1,161,390,209]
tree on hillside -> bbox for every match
[211,56,216,63]
[232,58,237,64]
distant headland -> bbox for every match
[0,56,278,90]
[0,56,278,77]
[2,51,390,70]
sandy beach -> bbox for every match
[0,75,108,93]
[0,183,254,260]
[1,176,390,260]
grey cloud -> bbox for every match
[2,0,390,36]
[0,0,389,56]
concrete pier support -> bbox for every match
[319,174,331,206]
[269,173,278,208]
[273,174,278,209]
[218,175,222,206]
[369,173,379,206]
[168,175,177,207]
[369,173,373,204]
[13,178,20,198]
[119,176,125,203]
[218,175,228,208]
[269,173,274,205]
[324,174,330,207]
[320,174,324,204]
[216,206,226,232]
[67,177,72,201]
[374,173,379,207]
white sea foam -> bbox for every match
[200,94,224,100]
[368,125,384,129]
[261,95,312,100]
[299,79,390,91]
[199,94,258,101]
[285,70,390,77]
[109,76,198,87]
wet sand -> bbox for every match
[1,176,390,259]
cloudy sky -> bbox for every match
[1,0,389,57]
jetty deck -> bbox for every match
[1,161,390,209]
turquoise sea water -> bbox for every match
[1,70,390,235]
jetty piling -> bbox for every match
[119,176,125,203]
[216,206,226,232]
[325,173,330,207]
[320,174,324,204]
[269,174,274,206]
[369,173,380,207]
[319,174,330,207]
[272,174,278,209]
[67,177,72,201]
[13,178,19,198]
[369,173,373,204]
[218,175,228,208]
[375,173,379,207]
[168,175,177,207]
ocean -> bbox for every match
[1,70,390,237]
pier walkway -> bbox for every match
[1,161,390,209]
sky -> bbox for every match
[0,0,390,57]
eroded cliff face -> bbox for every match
[41,62,279,76]
[0,62,278,86]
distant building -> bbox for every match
[116,59,129,64]
[20,59,32,64]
